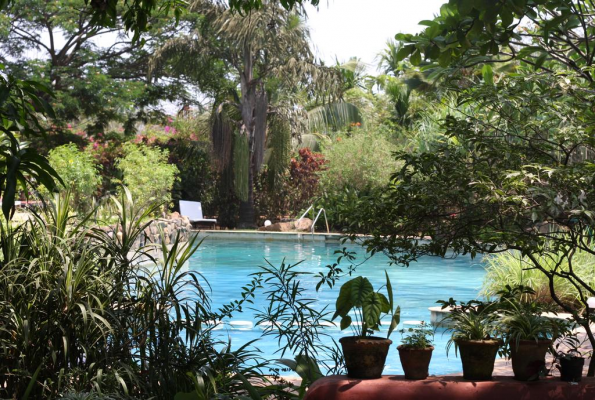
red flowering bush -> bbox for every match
[255,148,327,221]
[289,148,327,207]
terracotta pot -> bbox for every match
[339,336,392,379]
[510,339,552,381]
[397,345,433,380]
[455,339,501,381]
[559,356,585,382]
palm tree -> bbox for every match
[153,0,344,227]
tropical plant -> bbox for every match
[255,148,327,221]
[551,327,590,361]
[437,298,500,355]
[482,250,595,308]
[0,72,63,219]
[250,260,345,398]
[116,143,179,213]
[0,188,291,399]
[399,322,434,349]
[313,186,374,232]
[45,143,102,212]
[333,272,400,338]
[499,299,562,349]
[318,129,399,194]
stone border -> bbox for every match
[193,229,345,243]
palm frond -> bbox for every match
[307,102,363,133]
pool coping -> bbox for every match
[193,229,348,243]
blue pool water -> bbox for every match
[188,238,486,376]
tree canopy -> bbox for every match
[396,0,595,82]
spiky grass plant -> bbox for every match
[436,299,501,356]
[482,250,595,308]
[0,189,270,399]
[498,299,563,351]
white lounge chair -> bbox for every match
[179,200,217,229]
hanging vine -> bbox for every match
[266,116,291,189]
[233,132,250,201]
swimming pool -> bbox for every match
[188,238,486,376]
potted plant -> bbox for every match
[557,350,586,382]
[552,330,588,382]
[333,271,400,379]
[397,321,434,380]
[438,298,502,381]
[499,299,561,381]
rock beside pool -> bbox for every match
[258,218,313,232]
[293,218,313,232]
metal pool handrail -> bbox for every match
[311,208,330,234]
[298,205,314,221]
[297,205,330,234]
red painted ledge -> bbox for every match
[304,375,595,400]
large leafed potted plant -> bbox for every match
[397,321,434,380]
[333,272,400,379]
[439,298,502,381]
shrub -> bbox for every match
[314,129,397,232]
[318,130,399,194]
[0,192,272,399]
[116,144,179,212]
[313,186,370,232]
[46,143,101,212]
[255,148,327,221]
[0,192,341,398]
[165,139,217,215]
[481,251,595,308]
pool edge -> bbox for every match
[193,230,345,243]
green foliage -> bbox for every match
[256,148,327,221]
[251,260,345,395]
[46,144,101,212]
[0,70,62,219]
[333,272,400,338]
[233,133,250,202]
[307,102,363,134]
[313,186,373,232]
[499,299,564,352]
[396,0,595,83]
[482,251,595,307]
[399,322,434,349]
[437,298,500,356]
[312,128,399,231]
[1,0,189,134]
[319,130,399,193]
[0,191,284,399]
[351,72,595,282]
[116,144,179,212]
